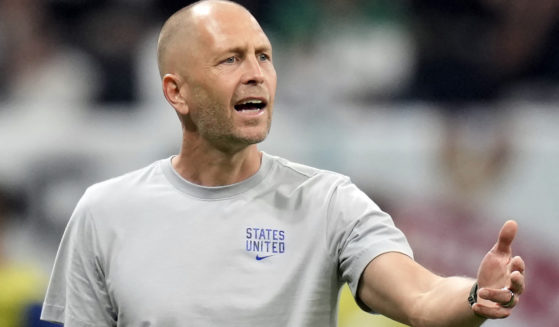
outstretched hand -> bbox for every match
[473,220,525,318]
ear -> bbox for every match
[162,73,189,115]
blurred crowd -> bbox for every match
[2,0,559,105]
[1,0,559,326]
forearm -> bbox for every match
[360,223,524,327]
[409,276,485,327]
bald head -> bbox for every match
[156,0,256,78]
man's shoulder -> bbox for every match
[83,158,166,204]
[265,153,350,184]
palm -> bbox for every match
[471,220,525,318]
[476,221,515,289]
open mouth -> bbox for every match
[234,99,267,112]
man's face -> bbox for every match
[179,5,277,150]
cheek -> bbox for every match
[192,82,230,109]
[266,67,278,94]
[211,80,238,106]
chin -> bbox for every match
[235,126,270,145]
[237,133,268,145]
[212,132,268,151]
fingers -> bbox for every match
[494,220,518,254]
[509,268,525,295]
[472,302,513,319]
[510,255,525,275]
[475,286,520,319]
[478,287,518,307]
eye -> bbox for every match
[223,56,237,64]
[258,53,270,62]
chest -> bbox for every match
[98,196,337,325]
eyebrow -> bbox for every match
[221,44,272,55]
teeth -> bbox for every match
[239,99,262,105]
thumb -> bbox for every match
[494,220,518,255]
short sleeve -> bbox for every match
[326,178,413,311]
[41,190,117,326]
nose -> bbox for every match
[241,55,265,85]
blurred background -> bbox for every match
[1,0,558,326]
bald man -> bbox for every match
[41,1,525,326]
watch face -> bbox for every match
[468,282,478,306]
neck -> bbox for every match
[172,141,262,187]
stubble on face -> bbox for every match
[188,82,273,151]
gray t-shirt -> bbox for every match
[41,152,412,326]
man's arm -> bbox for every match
[357,220,525,327]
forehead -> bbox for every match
[193,5,271,52]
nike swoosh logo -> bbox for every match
[255,254,275,261]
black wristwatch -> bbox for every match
[468,281,478,307]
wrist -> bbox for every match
[467,281,478,307]
[468,281,489,321]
